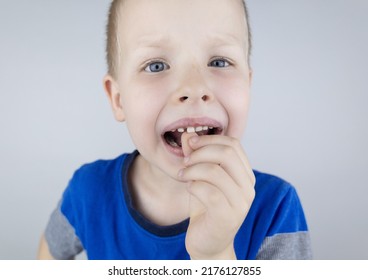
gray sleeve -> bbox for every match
[44,201,83,259]
[256,231,313,260]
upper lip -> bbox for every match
[161,117,225,134]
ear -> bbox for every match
[103,74,125,122]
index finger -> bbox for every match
[181,132,198,157]
[187,134,253,172]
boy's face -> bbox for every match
[105,0,251,179]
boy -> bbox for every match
[38,0,312,260]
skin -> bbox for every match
[38,0,255,260]
[37,234,54,259]
[105,0,255,260]
[181,132,255,259]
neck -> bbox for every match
[129,154,190,226]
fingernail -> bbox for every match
[189,136,199,144]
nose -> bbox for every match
[174,67,213,104]
[179,93,210,102]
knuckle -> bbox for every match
[207,163,221,177]
[250,173,256,187]
[248,187,256,202]
[229,136,240,147]
[240,183,255,207]
[223,145,235,157]
[208,191,222,205]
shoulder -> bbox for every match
[72,154,127,181]
[253,170,297,203]
[250,170,308,233]
[252,170,308,233]
[62,152,133,201]
[59,152,135,237]
[236,170,311,259]
[71,153,131,186]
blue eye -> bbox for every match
[144,61,169,73]
[209,58,230,68]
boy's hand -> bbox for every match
[179,132,255,260]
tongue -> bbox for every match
[172,131,184,147]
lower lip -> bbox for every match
[161,137,184,157]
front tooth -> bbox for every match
[195,127,203,132]
[178,128,185,133]
[203,126,208,131]
[187,127,195,133]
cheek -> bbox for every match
[213,76,250,138]
[123,79,166,119]
[122,83,167,145]
[229,94,250,138]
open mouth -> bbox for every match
[163,126,223,148]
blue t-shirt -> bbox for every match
[45,151,312,259]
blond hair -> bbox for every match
[106,0,252,78]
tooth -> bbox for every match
[209,127,213,129]
[169,139,178,147]
[203,126,208,131]
[187,127,195,133]
[195,127,203,132]
[178,128,185,133]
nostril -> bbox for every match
[202,95,209,101]
[180,96,188,102]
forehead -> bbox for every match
[118,0,247,50]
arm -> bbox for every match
[38,203,83,260]
[37,234,55,260]
[255,187,312,260]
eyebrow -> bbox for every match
[135,32,242,48]
[207,33,244,47]
[135,35,172,49]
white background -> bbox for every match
[0,0,367,259]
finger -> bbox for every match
[187,181,247,233]
[184,143,252,191]
[188,135,253,176]
[179,163,248,210]
[181,132,198,157]
[182,134,256,208]
[187,180,232,218]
